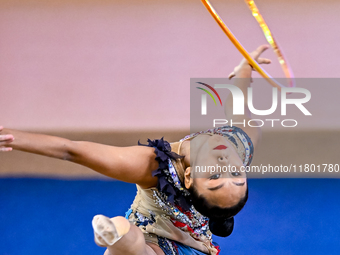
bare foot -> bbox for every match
[92,215,130,247]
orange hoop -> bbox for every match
[201,0,295,90]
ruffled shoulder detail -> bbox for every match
[138,138,192,211]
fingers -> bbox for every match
[0,126,14,142]
[251,44,270,58]
[0,134,14,142]
[228,71,236,80]
[0,147,12,152]
[0,132,14,152]
[257,57,272,64]
[229,45,271,79]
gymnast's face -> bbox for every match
[186,134,247,208]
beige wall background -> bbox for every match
[1,0,339,177]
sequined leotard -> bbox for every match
[125,126,254,255]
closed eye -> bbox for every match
[233,181,245,186]
[208,183,224,191]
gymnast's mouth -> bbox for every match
[213,145,227,150]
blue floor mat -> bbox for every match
[1,178,340,255]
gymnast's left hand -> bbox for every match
[228,44,272,79]
[0,126,14,152]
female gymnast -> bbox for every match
[0,45,271,255]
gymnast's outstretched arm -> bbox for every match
[0,126,158,188]
[224,45,272,149]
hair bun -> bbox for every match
[209,217,234,237]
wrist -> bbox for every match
[239,62,253,71]
[235,64,252,77]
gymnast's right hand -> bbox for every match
[0,126,14,151]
